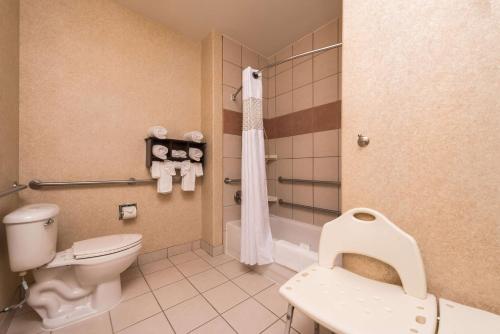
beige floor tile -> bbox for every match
[194,248,211,259]
[110,293,161,332]
[168,251,199,265]
[117,313,174,334]
[261,320,299,334]
[175,258,211,277]
[165,295,218,334]
[144,266,183,290]
[121,266,143,281]
[232,271,275,295]
[202,253,234,266]
[188,268,228,292]
[215,260,250,279]
[153,279,199,310]
[6,311,43,334]
[202,281,249,313]
[52,313,112,334]
[254,284,288,317]
[190,316,236,334]
[139,258,173,275]
[222,298,278,334]
[122,276,150,301]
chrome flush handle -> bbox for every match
[44,218,55,227]
[357,134,370,147]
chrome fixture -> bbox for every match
[231,42,343,101]
[0,182,27,198]
[357,134,370,147]
[278,199,340,216]
[224,177,241,184]
[234,190,242,204]
[278,177,340,186]
[29,178,158,189]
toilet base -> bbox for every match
[28,266,123,330]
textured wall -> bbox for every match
[342,1,500,313]
[0,0,20,311]
[19,0,202,253]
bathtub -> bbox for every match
[225,215,325,283]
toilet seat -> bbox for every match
[73,234,142,259]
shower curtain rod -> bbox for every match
[231,42,342,101]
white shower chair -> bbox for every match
[279,208,500,334]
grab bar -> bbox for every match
[224,178,241,184]
[29,178,157,189]
[278,199,340,216]
[278,177,340,186]
[0,182,28,198]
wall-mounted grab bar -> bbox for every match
[29,178,158,189]
[278,199,340,216]
[0,182,27,198]
[278,177,340,186]
[224,178,241,184]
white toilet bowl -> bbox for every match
[2,204,142,330]
[29,234,142,330]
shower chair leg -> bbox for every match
[314,321,320,334]
[284,304,294,334]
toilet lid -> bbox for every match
[438,298,500,334]
[73,234,142,259]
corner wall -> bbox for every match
[0,0,20,312]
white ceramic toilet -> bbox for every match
[2,203,142,330]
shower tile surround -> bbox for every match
[5,248,326,334]
[222,19,342,227]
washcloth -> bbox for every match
[188,148,203,161]
[180,161,203,191]
[172,150,187,158]
[148,126,168,139]
[150,161,161,179]
[183,131,204,143]
[152,145,168,160]
[157,161,176,194]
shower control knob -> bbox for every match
[234,190,242,205]
[357,134,370,147]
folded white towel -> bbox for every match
[172,150,187,158]
[188,148,203,161]
[148,126,168,139]
[184,131,204,143]
[157,161,177,194]
[152,145,168,160]
[150,161,161,179]
[194,162,203,177]
[180,162,203,191]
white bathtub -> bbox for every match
[225,215,323,283]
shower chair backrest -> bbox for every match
[318,208,428,299]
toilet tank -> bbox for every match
[3,203,59,272]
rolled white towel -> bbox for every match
[148,126,168,139]
[152,145,168,159]
[189,148,203,161]
[184,131,204,143]
[172,150,187,158]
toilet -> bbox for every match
[2,203,142,330]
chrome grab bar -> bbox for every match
[278,199,340,216]
[278,176,340,186]
[0,182,28,198]
[29,178,157,189]
[224,178,241,184]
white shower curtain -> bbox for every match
[240,67,274,265]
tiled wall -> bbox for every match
[222,18,342,229]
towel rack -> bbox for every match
[278,199,340,216]
[29,178,159,189]
[278,177,340,186]
[224,178,241,184]
[0,182,28,198]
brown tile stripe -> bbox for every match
[223,101,341,138]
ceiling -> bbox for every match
[115,0,342,56]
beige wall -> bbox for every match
[342,1,500,313]
[0,0,20,310]
[200,31,224,250]
[19,0,202,253]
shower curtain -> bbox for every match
[240,67,274,265]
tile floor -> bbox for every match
[6,249,331,334]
